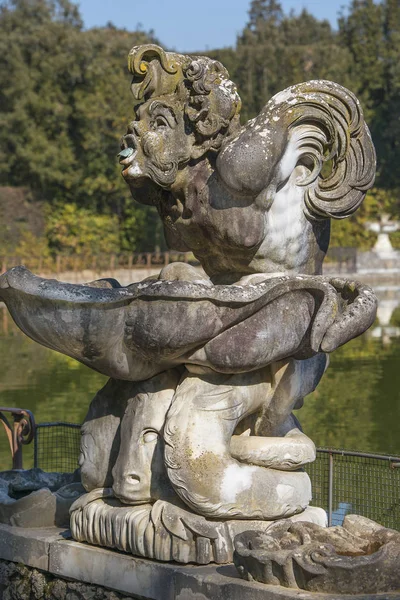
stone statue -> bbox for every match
[0,45,379,568]
[366,214,399,256]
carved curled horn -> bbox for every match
[127,45,182,102]
[287,80,376,220]
[128,44,179,77]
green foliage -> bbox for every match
[331,187,400,250]
[15,230,50,260]
[339,0,400,189]
[215,1,354,122]
[119,201,167,253]
[45,203,120,256]
[0,186,46,255]
[390,306,400,327]
[0,0,157,251]
[330,187,400,249]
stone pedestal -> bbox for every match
[0,524,399,600]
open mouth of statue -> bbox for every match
[118,146,140,178]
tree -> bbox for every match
[339,0,400,189]
[1,0,398,255]
[45,203,119,256]
[0,0,158,251]
[226,3,352,121]
[248,0,283,30]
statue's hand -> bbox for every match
[320,278,377,352]
[158,262,212,285]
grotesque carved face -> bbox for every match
[120,97,193,190]
[120,46,241,197]
[111,370,179,505]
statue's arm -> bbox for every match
[320,278,377,352]
[186,290,316,373]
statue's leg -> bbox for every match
[254,354,328,436]
[164,368,311,520]
[230,354,328,471]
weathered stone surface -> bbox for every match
[0,469,74,494]
[70,492,326,564]
[0,267,376,380]
[2,553,400,600]
[1,525,400,599]
[0,469,84,528]
[233,515,400,594]
[366,215,399,257]
[0,524,66,570]
[0,560,141,599]
[49,539,181,600]
[122,46,375,282]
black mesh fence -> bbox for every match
[34,422,81,473]
[31,423,400,530]
[306,450,330,517]
[306,449,400,530]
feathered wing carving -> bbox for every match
[217,79,376,220]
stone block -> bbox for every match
[48,540,309,600]
[49,539,181,600]
[1,526,400,599]
[0,523,67,570]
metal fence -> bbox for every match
[306,448,400,529]
[29,422,400,531]
[0,251,197,276]
[0,246,358,277]
[34,422,81,473]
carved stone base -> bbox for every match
[70,490,326,565]
[2,522,400,600]
[233,515,400,594]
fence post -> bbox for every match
[92,255,97,275]
[328,451,334,526]
[110,254,116,277]
[33,426,38,469]
[2,307,8,335]
[353,248,357,273]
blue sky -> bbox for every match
[73,0,352,52]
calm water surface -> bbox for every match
[0,291,399,469]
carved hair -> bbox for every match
[127,44,241,153]
[274,80,376,220]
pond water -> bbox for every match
[0,287,400,470]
